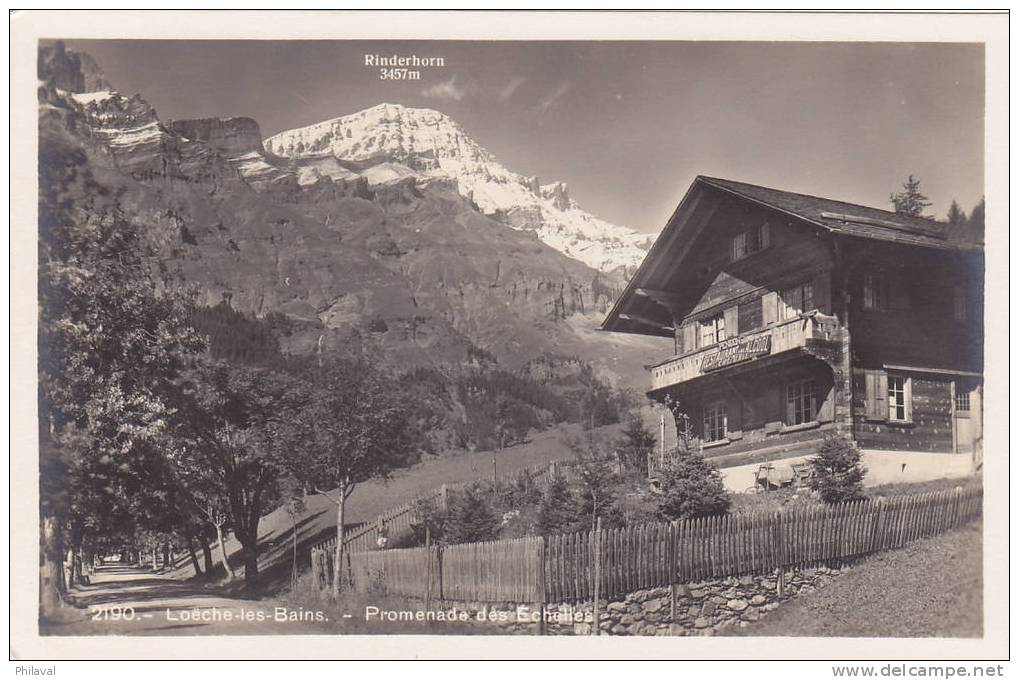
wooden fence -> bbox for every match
[312,486,981,603]
[310,459,578,556]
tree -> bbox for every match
[37,123,205,614]
[617,413,656,471]
[808,433,866,504]
[535,474,580,536]
[565,433,623,530]
[274,359,418,597]
[656,451,731,521]
[946,200,967,227]
[170,363,299,589]
[443,485,501,544]
[890,174,932,217]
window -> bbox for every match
[699,313,726,347]
[730,223,771,262]
[888,375,911,422]
[863,273,886,311]
[953,286,967,321]
[954,390,971,412]
[781,282,814,320]
[786,379,817,425]
[703,401,728,442]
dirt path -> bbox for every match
[41,564,334,636]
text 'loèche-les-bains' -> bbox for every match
[601,176,983,489]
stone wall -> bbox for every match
[437,564,847,636]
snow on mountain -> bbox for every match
[264,103,648,272]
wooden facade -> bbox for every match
[602,176,984,469]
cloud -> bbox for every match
[421,76,467,102]
[497,76,526,102]
[532,81,572,116]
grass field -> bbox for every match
[727,521,983,637]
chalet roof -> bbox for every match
[600,175,984,337]
[698,176,983,252]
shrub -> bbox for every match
[443,485,502,544]
[808,433,867,504]
[657,451,731,521]
[409,497,447,545]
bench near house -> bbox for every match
[601,176,984,490]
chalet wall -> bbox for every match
[852,370,955,453]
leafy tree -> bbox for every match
[37,124,204,612]
[808,433,867,504]
[617,413,657,471]
[170,363,300,588]
[657,451,731,521]
[410,497,448,546]
[443,485,501,544]
[273,359,418,596]
[535,474,580,536]
[890,174,932,217]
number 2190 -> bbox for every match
[91,605,136,621]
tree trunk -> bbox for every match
[214,523,235,581]
[241,538,259,590]
[291,514,298,586]
[186,535,202,576]
[151,546,157,572]
[331,481,347,599]
[201,537,214,575]
[162,542,171,571]
[39,515,65,618]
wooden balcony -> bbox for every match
[649,313,838,391]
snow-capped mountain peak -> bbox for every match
[264,103,648,273]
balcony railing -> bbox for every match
[649,313,836,391]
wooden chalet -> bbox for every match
[602,176,984,477]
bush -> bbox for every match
[808,433,867,504]
[409,497,447,545]
[443,485,502,544]
[657,451,731,521]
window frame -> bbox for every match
[781,281,815,320]
[785,378,818,426]
[863,272,887,311]
[729,223,771,262]
[887,374,912,423]
[698,313,726,348]
[702,400,728,443]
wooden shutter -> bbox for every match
[759,222,771,250]
[682,323,697,352]
[724,305,739,337]
[864,370,888,421]
[814,272,831,314]
[762,291,779,327]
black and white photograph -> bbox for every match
[9,9,1009,665]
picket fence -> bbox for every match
[311,486,982,604]
[311,459,578,555]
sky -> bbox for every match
[65,40,985,234]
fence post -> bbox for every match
[952,486,963,528]
[592,516,602,636]
[537,536,547,636]
[870,497,887,553]
[773,510,785,597]
[424,526,432,610]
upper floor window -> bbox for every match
[781,282,814,320]
[703,400,728,442]
[730,223,771,262]
[863,272,887,311]
[953,286,967,321]
[786,378,817,425]
[954,389,971,412]
[699,313,726,347]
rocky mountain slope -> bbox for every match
[264,103,652,274]
[37,42,670,389]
